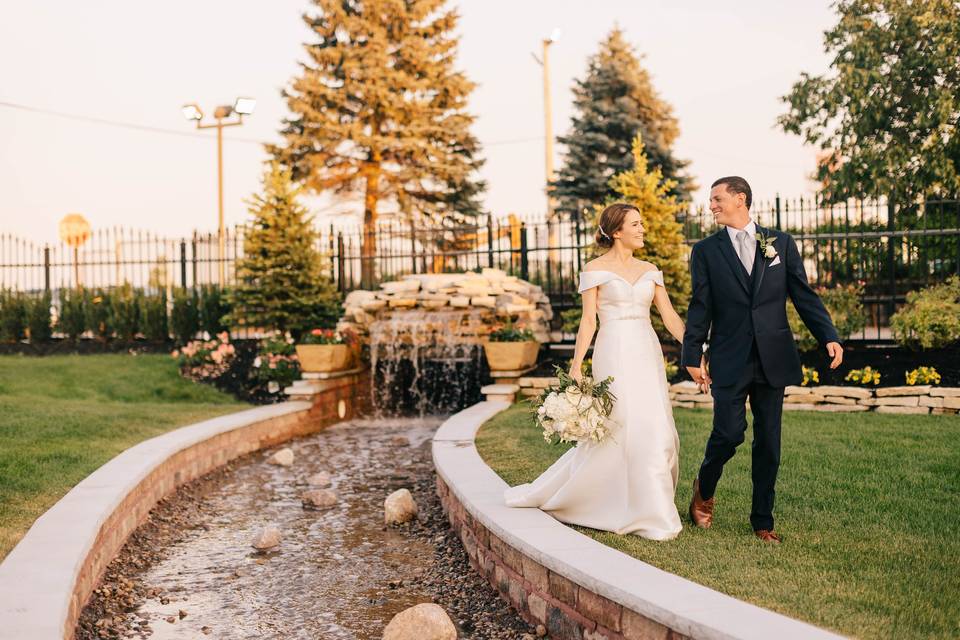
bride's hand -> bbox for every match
[569,365,583,384]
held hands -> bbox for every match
[826,342,844,369]
[685,355,712,394]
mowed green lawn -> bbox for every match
[0,354,244,559]
[476,403,960,639]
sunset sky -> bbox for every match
[0,1,836,244]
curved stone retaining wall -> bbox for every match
[433,401,845,640]
[0,371,367,640]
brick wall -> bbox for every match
[436,475,690,640]
[65,371,368,638]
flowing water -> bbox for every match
[129,417,448,639]
[368,309,489,416]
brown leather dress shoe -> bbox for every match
[754,529,782,543]
[688,477,715,528]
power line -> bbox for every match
[0,99,544,147]
[0,100,266,145]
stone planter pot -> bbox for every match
[483,340,539,371]
[296,344,354,373]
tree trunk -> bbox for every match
[361,163,381,289]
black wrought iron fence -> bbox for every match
[2,197,958,341]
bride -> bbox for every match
[504,202,690,541]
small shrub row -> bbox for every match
[0,285,231,344]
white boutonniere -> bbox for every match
[755,231,778,259]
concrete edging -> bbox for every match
[0,371,365,640]
[432,401,846,640]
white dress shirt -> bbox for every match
[726,219,757,267]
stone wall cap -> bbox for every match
[432,402,845,640]
[875,385,930,397]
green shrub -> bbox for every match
[110,283,140,340]
[199,285,229,335]
[26,291,53,343]
[141,291,169,342]
[890,275,960,349]
[84,288,112,339]
[0,291,27,342]
[171,288,200,345]
[788,282,868,352]
[58,288,86,340]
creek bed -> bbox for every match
[77,417,535,640]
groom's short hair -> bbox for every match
[711,176,752,209]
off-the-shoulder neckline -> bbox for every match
[582,269,662,287]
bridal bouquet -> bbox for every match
[533,366,617,445]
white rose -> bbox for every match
[764,244,777,259]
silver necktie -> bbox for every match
[736,230,754,275]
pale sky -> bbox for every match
[0,1,836,245]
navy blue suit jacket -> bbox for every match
[680,226,840,388]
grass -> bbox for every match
[476,403,960,639]
[0,354,244,560]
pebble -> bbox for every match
[267,447,295,466]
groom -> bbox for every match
[681,176,843,543]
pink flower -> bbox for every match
[171,350,179,358]
[269,362,277,369]
[211,351,223,364]
[218,331,229,342]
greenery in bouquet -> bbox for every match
[533,366,617,445]
[172,331,236,380]
[488,321,535,342]
[254,335,301,391]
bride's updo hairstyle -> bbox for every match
[595,203,640,249]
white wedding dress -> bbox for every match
[503,269,682,540]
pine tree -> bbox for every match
[552,28,692,218]
[271,0,486,284]
[226,162,341,338]
[595,135,691,338]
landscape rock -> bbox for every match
[383,603,457,640]
[301,489,339,510]
[268,448,294,466]
[385,488,419,525]
[251,524,282,550]
[307,471,332,487]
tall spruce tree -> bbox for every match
[271,0,486,284]
[226,162,341,338]
[552,28,692,218]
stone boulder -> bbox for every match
[383,603,457,640]
[384,488,418,525]
[267,448,294,466]
[301,489,338,510]
[251,525,281,550]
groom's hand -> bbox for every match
[826,342,843,369]
[686,363,711,394]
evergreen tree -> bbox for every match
[271,0,486,284]
[226,162,341,338]
[552,28,692,218]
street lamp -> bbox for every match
[181,97,256,283]
[533,28,561,260]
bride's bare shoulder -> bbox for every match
[582,258,608,272]
[636,259,659,273]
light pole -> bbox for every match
[533,28,561,259]
[181,97,256,284]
